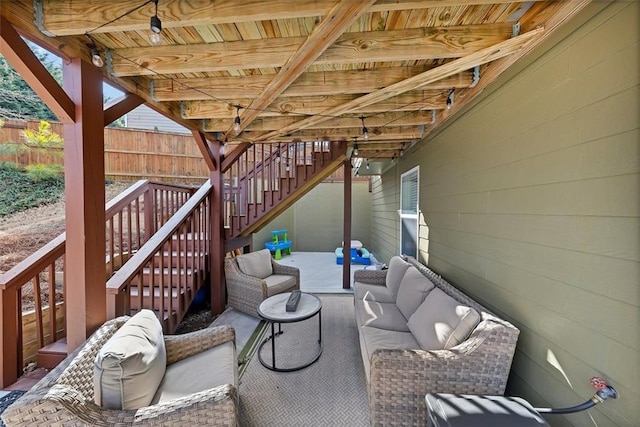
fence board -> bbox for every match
[0,119,364,183]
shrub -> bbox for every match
[25,164,64,182]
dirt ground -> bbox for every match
[0,181,131,275]
[0,180,214,331]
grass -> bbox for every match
[0,162,64,217]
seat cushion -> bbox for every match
[395,267,435,319]
[236,249,273,279]
[353,282,396,303]
[94,310,166,410]
[355,300,410,332]
[407,288,481,350]
[385,256,411,298]
[151,341,236,404]
[359,325,420,380]
[264,274,297,296]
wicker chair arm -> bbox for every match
[354,269,387,286]
[368,318,519,426]
[272,261,300,289]
[133,384,238,426]
[164,325,236,365]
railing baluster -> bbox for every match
[48,263,56,343]
[33,276,44,349]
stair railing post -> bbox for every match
[0,287,20,387]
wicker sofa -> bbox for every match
[224,249,300,317]
[353,256,520,426]
[2,313,238,426]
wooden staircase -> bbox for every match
[224,140,347,239]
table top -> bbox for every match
[258,292,322,322]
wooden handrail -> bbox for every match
[106,180,212,295]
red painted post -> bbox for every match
[343,159,352,289]
[209,142,226,314]
[62,58,107,351]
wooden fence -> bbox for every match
[0,119,355,183]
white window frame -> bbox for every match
[399,166,419,258]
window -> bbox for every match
[399,166,419,258]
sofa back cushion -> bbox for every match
[395,267,435,319]
[385,256,411,298]
[94,310,166,410]
[236,249,273,279]
[407,288,481,350]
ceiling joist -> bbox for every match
[108,24,512,76]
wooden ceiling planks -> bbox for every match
[1,0,590,159]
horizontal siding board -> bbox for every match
[429,226,639,307]
[426,212,640,262]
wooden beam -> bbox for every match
[229,0,376,137]
[221,142,252,173]
[243,125,425,143]
[184,91,448,119]
[62,58,106,351]
[103,93,144,126]
[109,23,512,76]
[37,0,541,35]
[205,111,433,132]
[192,130,217,172]
[154,68,473,102]
[0,15,75,123]
[208,146,225,315]
[257,27,544,141]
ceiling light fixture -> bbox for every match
[360,116,369,141]
[233,106,242,133]
[149,0,162,45]
[446,88,455,110]
[85,34,104,68]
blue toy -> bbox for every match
[264,229,292,260]
[335,240,371,265]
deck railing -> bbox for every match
[106,180,212,333]
[0,180,195,387]
[224,141,330,236]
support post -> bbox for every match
[62,58,106,351]
[343,159,352,289]
[209,142,226,314]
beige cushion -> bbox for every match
[353,282,395,303]
[236,249,273,279]
[264,274,297,296]
[407,288,481,350]
[359,325,420,380]
[385,256,411,298]
[151,341,236,404]
[355,300,410,332]
[94,310,166,410]
[395,267,435,319]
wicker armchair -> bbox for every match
[225,249,300,317]
[1,317,238,427]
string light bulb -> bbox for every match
[360,116,369,141]
[91,46,104,67]
[233,106,242,133]
[285,159,290,172]
[353,137,359,156]
[366,160,370,170]
[446,88,455,110]
[149,0,162,45]
[400,148,404,157]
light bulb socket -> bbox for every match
[150,14,162,34]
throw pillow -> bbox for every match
[385,256,411,298]
[395,267,435,319]
[236,249,273,279]
[94,310,166,410]
[407,287,481,350]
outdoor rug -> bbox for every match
[0,391,26,426]
[238,294,369,426]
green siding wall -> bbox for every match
[370,2,639,426]
[253,181,371,252]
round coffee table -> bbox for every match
[257,292,322,372]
